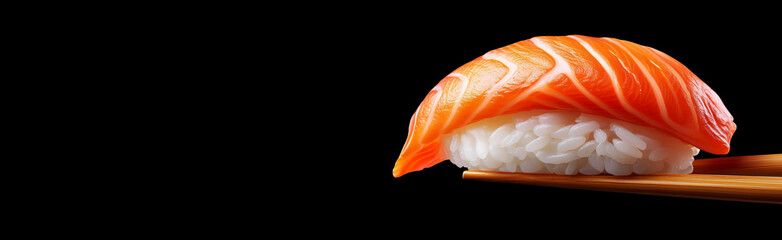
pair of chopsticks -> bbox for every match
[462,154,782,204]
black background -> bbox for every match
[311,9,782,229]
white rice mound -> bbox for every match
[443,109,699,176]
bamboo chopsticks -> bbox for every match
[692,154,782,176]
[462,154,782,204]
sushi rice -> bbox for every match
[443,109,699,176]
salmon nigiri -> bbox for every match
[393,35,735,177]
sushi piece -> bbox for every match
[393,35,735,177]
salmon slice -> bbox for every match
[393,35,736,178]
